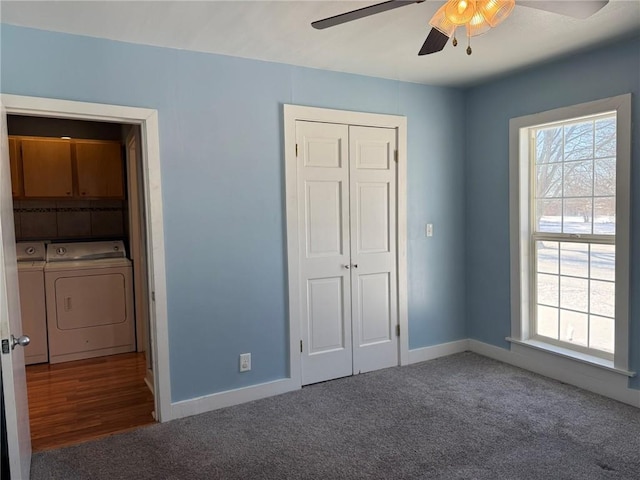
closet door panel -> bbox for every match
[349,125,398,374]
[296,121,352,385]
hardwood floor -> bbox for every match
[26,352,155,452]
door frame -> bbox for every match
[1,94,172,422]
[283,104,409,385]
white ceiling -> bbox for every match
[1,1,639,87]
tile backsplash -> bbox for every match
[13,200,125,241]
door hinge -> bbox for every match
[300,340,303,353]
[296,144,299,157]
[394,150,398,163]
[151,291,156,302]
[395,324,400,337]
[1,339,9,354]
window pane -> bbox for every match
[563,160,593,197]
[590,315,614,353]
[560,310,588,347]
[590,280,615,318]
[563,198,592,234]
[536,199,562,233]
[537,273,558,307]
[564,121,593,161]
[594,158,615,196]
[536,164,563,198]
[536,127,563,164]
[537,306,558,339]
[537,241,558,274]
[560,242,588,277]
[529,112,618,358]
[593,197,615,235]
[590,244,615,281]
[595,118,616,158]
[560,276,588,312]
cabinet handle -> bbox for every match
[81,192,86,195]
[66,191,71,195]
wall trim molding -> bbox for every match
[468,339,640,408]
[170,379,300,420]
[408,339,469,364]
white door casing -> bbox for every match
[0,94,172,439]
[291,112,402,386]
[0,99,32,479]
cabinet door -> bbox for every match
[9,137,22,197]
[75,141,124,198]
[22,138,73,197]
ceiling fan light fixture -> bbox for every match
[466,11,492,37]
[444,0,477,25]
[476,0,515,27]
[429,4,457,36]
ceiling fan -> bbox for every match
[312,0,609,56]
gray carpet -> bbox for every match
[30,352,640,479]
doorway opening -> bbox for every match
[2,94,171,477]
[8,114,155,450]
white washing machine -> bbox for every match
[16,242,48,365]
[45,240,135,364]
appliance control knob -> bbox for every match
[56,247,67,255]
[25,247,36,255]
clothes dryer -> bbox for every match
[45,241,135,364]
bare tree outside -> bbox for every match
[535,117,616,233]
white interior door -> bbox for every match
[0,101,32,479]
[296,120,398,386]
[349,126,398,374]
[296,121,353,385]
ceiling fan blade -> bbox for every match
[312,0,424,30]
[418,28,449,56]
[518,0,609,19]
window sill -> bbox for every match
[505,337,636,377]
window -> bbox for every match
[509,95,631,372]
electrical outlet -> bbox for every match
[239,353,251,372]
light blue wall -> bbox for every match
[464,36,640,388]
[0,24,467,401]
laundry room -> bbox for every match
[8,114,156,450]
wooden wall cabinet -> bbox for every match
[9,137,22,197]
[76,141,124,198]
[8,136,124,200]
[21,137,73,197]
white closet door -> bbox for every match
[349,126,398,374]
[296,121,353,385]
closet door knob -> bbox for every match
[343,264,350,269]
[352,264,358,269]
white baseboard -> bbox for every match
[408,339,470,364]
[170,378,300,420]
[468,339,640,408]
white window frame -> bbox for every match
[508,94,632,375]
